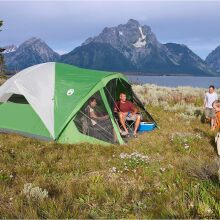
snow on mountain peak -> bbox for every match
[133,27,147,48]
[3,45,17,54]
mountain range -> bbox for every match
[3,19,220,76]
[205,46,220,74]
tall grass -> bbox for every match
[0,84,220,218]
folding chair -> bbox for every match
[114,112,135,135]
[125,117,135,133]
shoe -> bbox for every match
[133,133,138,138]
[121,131,127,136]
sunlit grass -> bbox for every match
[0,84,220,218]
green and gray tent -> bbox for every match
[0,62,156,145]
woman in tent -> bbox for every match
[87,97,117,143]
[87,97,109,124]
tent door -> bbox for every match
[99,88,124,145]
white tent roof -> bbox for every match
[0,62,55,138]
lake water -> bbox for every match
[127,75,220,88]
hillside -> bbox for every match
[206,45,220,74]
[4,37,60,72]
[0,84,220,218]
[60,42,136,72]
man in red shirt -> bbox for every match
[114,92,141,137]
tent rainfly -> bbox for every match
[0,62,156,145]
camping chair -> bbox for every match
[114,112,135,134]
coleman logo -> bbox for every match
[67,89,74,96]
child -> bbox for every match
[212,100,220,156]
[212,100,220,130]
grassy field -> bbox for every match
[0,84,220,218]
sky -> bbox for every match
[0,0,220,59]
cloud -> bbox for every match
[0,1,220,58]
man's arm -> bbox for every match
[129,101,138,115]
[114,102,119,112]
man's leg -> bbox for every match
[118,112,128,134]
[204,108,210,123]
[113,129,118,143]
[133,114,141,135]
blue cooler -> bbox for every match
[138,122,156,133]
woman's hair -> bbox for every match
[88,97,96,105]
[209,85,215,89]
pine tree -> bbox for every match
[0,20,5,77]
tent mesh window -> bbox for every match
[7,94,29,104]
[74,91,117,144]
[104,78,156,123]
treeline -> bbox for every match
[0,20,5,77]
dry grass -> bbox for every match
[0,84,220,218]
